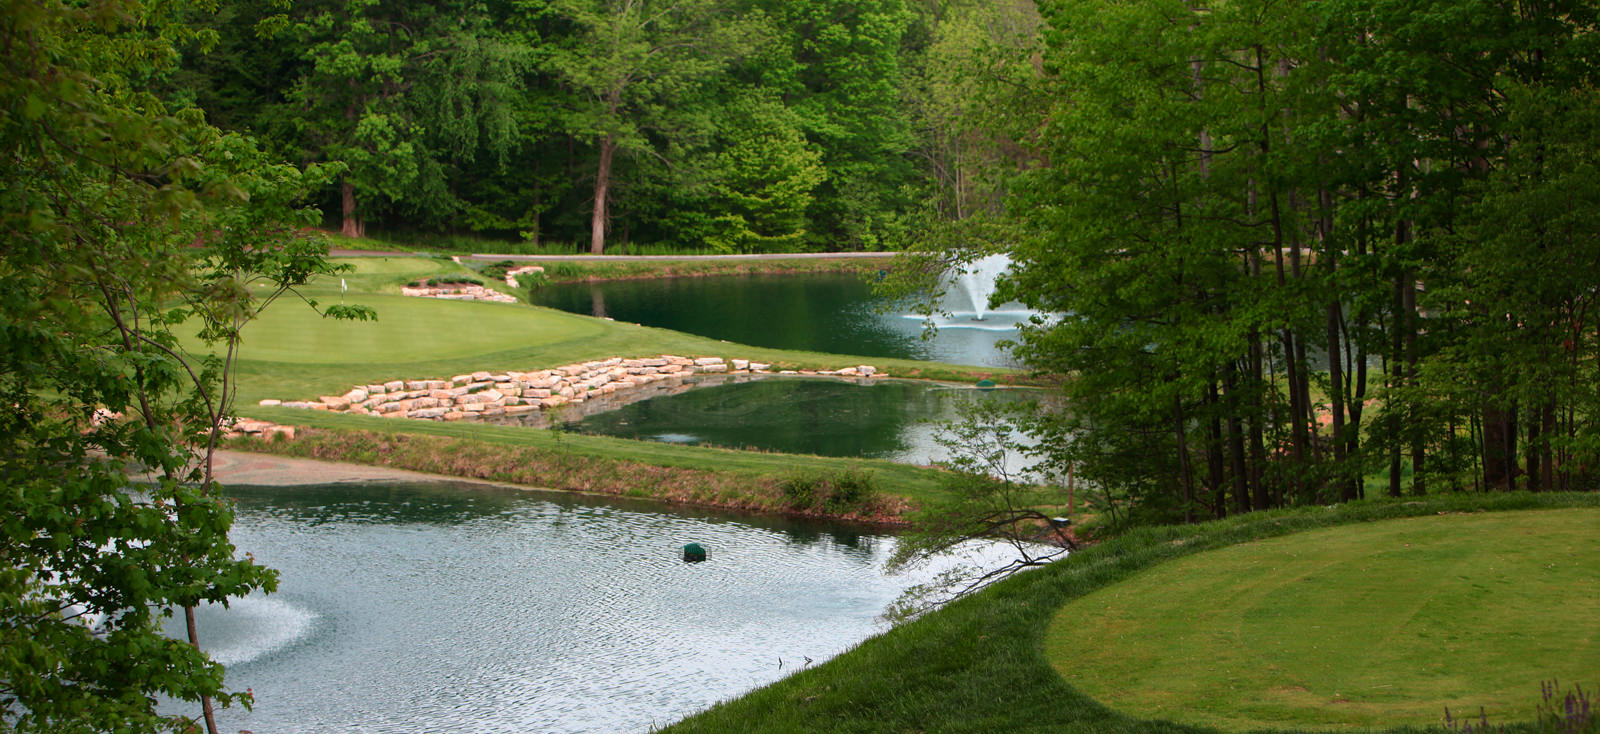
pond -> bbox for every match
[526,273,1034,367]
[484,375,1036,468]
[166,482,1009,733]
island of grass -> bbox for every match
[661,493,1600,733]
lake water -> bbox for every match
[525,273,1033,367]
[168,482,1009,733]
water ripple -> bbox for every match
[165,483,1025,733]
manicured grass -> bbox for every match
[661,493,1600,733]
[201,257,1017,405]
[1045,509,1600,731]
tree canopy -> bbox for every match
[985,0,1600,528]
[1,0,368,729]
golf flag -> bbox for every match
[341,278,348,294]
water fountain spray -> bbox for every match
[956,254,1012,321]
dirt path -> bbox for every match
[212,449,526,490]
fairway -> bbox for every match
[1044,508,1600,731]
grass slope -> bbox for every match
[1046,509,1599,731]
[662,493,1600,734]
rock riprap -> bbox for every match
[260,356,881,423]
[502,265,544,288]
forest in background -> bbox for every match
[961,0,1600,528]
[167,0,1039,253]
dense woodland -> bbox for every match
[165,0,1040,253]
[981,0,1600,527]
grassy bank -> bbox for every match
[661,492,1600,733]
[226,426,919,523]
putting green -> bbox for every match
[229,294,602,364]
[1044,508,1600,731]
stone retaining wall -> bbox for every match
[259,355,882,424]
[399,284,518,304]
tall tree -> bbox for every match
[274,0,520,237]
[0,1,369,730]
[985,0,1600,529]
[753,0,920,250]
[544,0,762,254]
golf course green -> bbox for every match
[1044,508,1599,731]
[661,494,1599,733]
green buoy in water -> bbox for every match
[683,543,708,563]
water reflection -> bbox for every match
[527,273,1024,367]
[554,377,1034,466]
[167,482,977,733]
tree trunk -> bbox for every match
[1483,403,1516,490]
[1327,300,1355,500]
[1206,379,1226,519]
[1223,360,1250,514]
[340,179,363,239]
[1388,275,1405,497]
[1403,274,1424,494]
[1174,395,1196,524]
[185,605,220,734]
[590,135,616,255]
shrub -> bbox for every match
[779,470,880,515]
[481,260,517,280]
[408,275,483,288]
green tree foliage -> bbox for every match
[753,0,920,250]
[993,0,1600,529]
[660,90,827,253]
[173,0,942,253]
[271,0,522,237]
[542,0,764,253]
[0,1,369,730]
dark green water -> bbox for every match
[165,482,1006,733]
[526,273,1031,367]
[564,377,1029,466]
